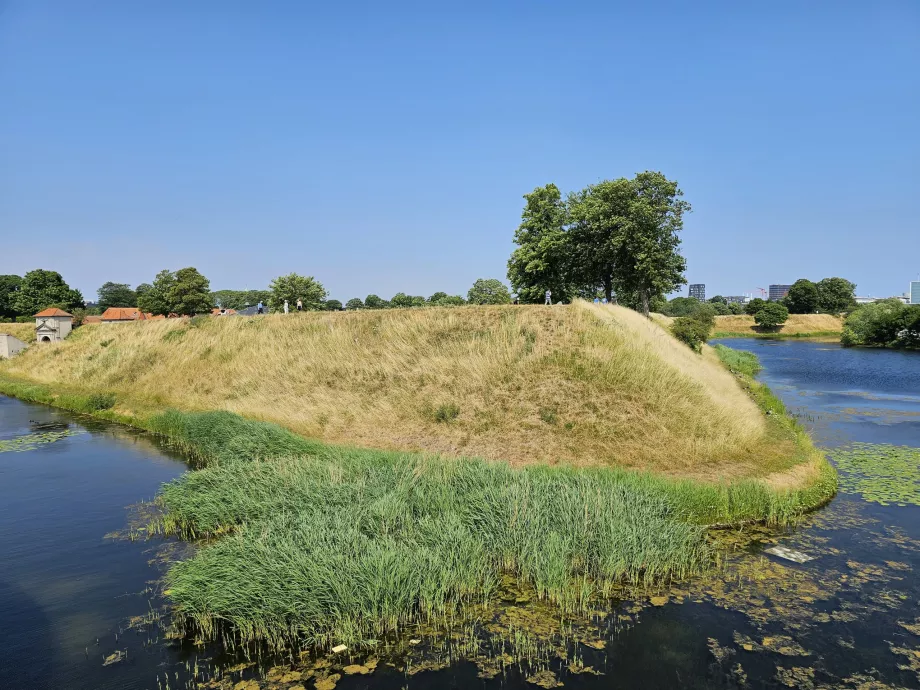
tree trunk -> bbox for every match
[639,288,650,317]
[603,274,613,303]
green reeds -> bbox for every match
[149,409,836,650]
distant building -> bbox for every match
[911,281,920,305]
[100,307,147,323]
[769,285,792,301]
[724,295,749,304]
[689,284,705,301]
[0,333,28,358]
[34,308,73,343]
[854,296,877,305]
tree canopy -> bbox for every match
[753,302,789,329]
[842,299,920,349]
[346,298,364,310]
[816,277,857,314]
[268,274,327,312]
[212,289,271,310]
[364,294,389,309]
[0,274,22,319]
[784,279,819,314]
[169,268,212,315]
[507,172,689,314]
[97,282,137,310]
[13,269,83,315]
[467,278,512,305]
[507,184,573,304]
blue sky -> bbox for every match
[2,1,918,302]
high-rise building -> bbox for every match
[689,284,705,301]
[725,295,749,304]
[769,284,792,301]
[910,281,920,305]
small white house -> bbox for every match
[34,308,73,343]
[0,333,28,358]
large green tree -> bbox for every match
[754,302,789,329]
[364,294,389,309]
[612,172,689,316]
[507,184,575,303]
[269,273,327,312]
[137,270,176,316]
[785,279,819,314]
[169,267,212,315]
[13,269,83,315]
[97,282,137,310]
[0,274,22,319]
[566,178,634,303]
[346,298,365,310]
[467,278,512,305]
[816,277,856,314]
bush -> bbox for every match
[842,300,920,348]
[85,393,116,411]
[745,298,768,316]
[671,314,712,352]
[753,303,789,330]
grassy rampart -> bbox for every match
[711,313,843,339]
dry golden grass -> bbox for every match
[1,303,801,478]
[0,323,36,343]
[713,314,843,336]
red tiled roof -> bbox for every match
[34,308,73,317]
[82,315,103,324]
[100,307,146,321]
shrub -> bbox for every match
[671,315,712,352]
[753,303,789,330]
[745,298,768,316]
[842,300,920,348]
[85,393,116,411]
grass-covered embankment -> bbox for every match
[2,303,791,479]
[710,313,844,339]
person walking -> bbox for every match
[257,301,264,315]
[283,300,289,314]
[296,298,303,312]
[545,289,552,305]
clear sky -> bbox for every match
[2,1,918,303]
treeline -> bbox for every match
[507,171,689,314]
[2,266,517,322]
[0,270,84,322]
[842,300,920,349]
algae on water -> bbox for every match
[0,429,81,453]
[833,443,920,506]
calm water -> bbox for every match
[1,340,919,689]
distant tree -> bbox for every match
[269,273,327,312]
[137,271,176,316]
[467,278,512,305]
[345,298,364,310]
[427,291,448,303]
[434,295,467,306]
[364,294,389,309]
[0,274,22,319]
[211,289,271,310]
[784,279,820,314]
[168,267,212,315]
[324,299,343,311]
[662,297,700,317]
[97,282,137,310]
[648,295,667,313]
[841,299,909,347]
[508,183,575,303]
[754,302,789,330]
[709,295,727,304]
[709,301,731,315]
[390,293,415,308]
[13,269,83,315]
[816,277,857,314]
[745,298,768,316]
[671,307,715,353]
[727,302,745,315]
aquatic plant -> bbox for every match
[0,429,81,453]
[712,344,762,378]
[833,443,920,506]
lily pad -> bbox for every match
[833,443,920,506]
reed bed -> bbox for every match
[147,408,835,650]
